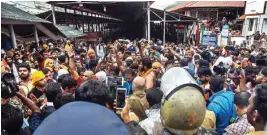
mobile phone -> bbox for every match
[256,59,266,66]
[106,76,124,87]
[116,88,127,109]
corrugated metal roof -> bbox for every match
[168,1,245,12]
[56,25,86,38]
[1,3,51,23]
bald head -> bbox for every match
[83,71,94,81]
[133,77,146,92]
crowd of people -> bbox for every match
[1,37,267,135]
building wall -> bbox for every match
[242,2,267,36]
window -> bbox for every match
[248,19,254,31]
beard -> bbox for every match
[19,73,30,80]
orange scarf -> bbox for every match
[140,68,153,78]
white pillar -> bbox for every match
[34,24,39,46]
[9,24,17,48]
[147,2,150,40]
[52,5,56,25]
[163,10,166,46]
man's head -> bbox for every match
[124,69,136,82]
[146,88,163,108]
[245,66,258,87]
[82,71,94,82]
[132,77,146,92]
[53,93,75,110]
[209,75,224,93]
[247,84,267,130]
[152,62,162,74]
[61,76,77,94]
[140,57,152,72]
[180,58,188,67]
[44,82,63,102]
[185,50,194,62]
[234,92,251,116]
[58,55,66,64]
[256,67,267,84]
[75,80,110,106]
[18,62,31,80]
[31,71,47,88]
[197,59,210,70]
[1,104,23,134]
[197,66,212,84]
[42,68,53,83]
[125,57,134,67]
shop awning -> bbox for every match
[239,13,261,20]
[55,25,86,38]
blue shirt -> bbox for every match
[123,81,133,96]
[207,90,237,135]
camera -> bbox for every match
[1,73,19,98]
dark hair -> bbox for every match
[77,67,86,76]
[42,67,51,75]
[89,59,98,69]
[18,62,31,72]
[234,92,251,108]
[146,88,163,107]
[141,57,152,69]
[254,84,267,122]
[209,75,224,93]
[58,55,66,64]
[44,82,62,102]
[111,66,120,76]
[1,104,23,134]
[57,74,70,83]
[261,67,267,76]
[75,80,110,106]
[61,76,77,90]
[106,93,115,111]
[126,121,148,135]
[197,66,212,77]
[53,93,75,110]
[198,59,210,68]
[124,69,136,76]
[180,58,188,67]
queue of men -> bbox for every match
[1,38,267,135]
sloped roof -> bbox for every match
[1,3,51,23]
[55,25,86,38]
[188,1,245,8]
[168,1,245,12]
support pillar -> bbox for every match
[147,2,150,40]
[65,7,68,25]
[51,5,56,25]
[163,10,166,46]
[9,24,17,48]
[33,24,39,46]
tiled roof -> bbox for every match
[188,1,245,8]
[1,3,51,23]
[167,2,195,12]
[55,25,86,38]
[168,1,245,12]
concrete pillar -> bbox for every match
[51,5,56,25]
[9,24,17,48]
[33,24,39,46]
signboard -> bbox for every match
[221,25,229,46]
[245,1,266,14]
[201,34,217,46]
